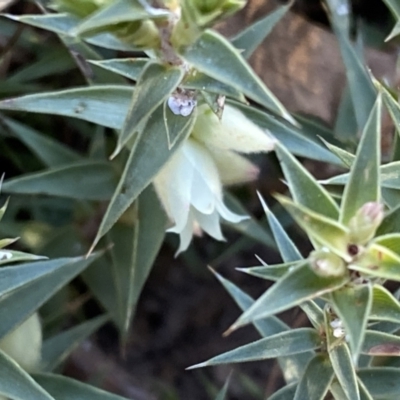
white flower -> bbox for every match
[153,104,275,255]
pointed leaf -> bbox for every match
[41,315,108,371]
[276,143,339,219]
[90,104,195,252]
[383,0,400,19]
[0,254,99,339]
[0,350,54,400]
[237,261,301,281]
[373,233,400,255]
[370,285,400,323]
[331,284,372,362]
[231,2,291,59]
[0,86,133,129]
[0,250,45,266]
[3,118,81,168]
[230,262,349,330]
[73,0,167,36]
[294,354,334,400]
[215,374,231,400]
[378,204,400,236]
[2,161,116,201]
[88,58,147,81]
[319,138,355,168]
[212,269,312,383]
[326,0,376,131]
[362,331,400,356]
[340,95,381,225]
[181,30,294,123]
[334,84,358,141]
[108,187,166,336]
[33,373,129,400]
[115,62,184,155]
[188,328,320,369]
[258,193,302,262]
[276,194,350,261]
[268,383,297,400]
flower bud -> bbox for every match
[0,313,42,372]
[309,248,346,277]
[348,202,384,245]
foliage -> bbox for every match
[1,0,400,398]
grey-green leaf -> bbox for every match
[370,285,400,323]
[339,95,381,225]
[181,30,294,123]
[41,315,108,372]
[34,373,129,400]
[115,61,184,155]
[331,284,372,362]
[90,104,195,252]
[294,354,334,400]
[231,2,291,59]
[2,161,117,201]
[188,328,320,369]
[0,350,54,400]
[359,367,400,397]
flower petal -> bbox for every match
[191,104,275,154]
[208,148,260,185]
[168,208,196,256]
[192,208,225,241]
[216,199,248,224]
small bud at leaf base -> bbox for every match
[309,248,346,277]
[0,312,42,372]
[348,202,384,245]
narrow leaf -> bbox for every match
[0,350,53,400]
[215,374,231,400]
[370,285,400,323]
[237,261,301,281]
[340,95,381,225]
[34,373,129,400]
[0,86,133,129]
[188,328,320,369]
[362,331,400,356]
[231,2,291,59]
[230,263,348,330]
[294,354,334,400]
[268,383,297,400]
[331,284,372,362]
[2,161,116,201]
[115,62,184,155]
[276,194,350,261]
[90,104,195,253]
[276,143,339,219]
[358,367,400,397]
[182,30,294,123]
[41,315,108,371]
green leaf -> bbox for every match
[2,13,139,51]
[0,249,46,266]
[90,104,195,253]
[362,331,400,356]
[73,0,167,36]
[212,269,312,383]
[339,95,381,225]
[2,161,116,201]
[334,85,358,142]
[378,205,400,236]
[181,30,294,123]
[268,383,297,400]
[0,86,133,129]
[350,243,400,281]
[108,187,166,336]
[258,193,302,262]
[293,354,334,400]
[387,20,400,41]
[41,315,108,371]
[188,328,321,369]
[0,254,99,339]
[231,2,291,59]
[2,118,81,168]
[275,143,339,219]
[357,378,374,400]
[325,0,376,131]
[359,367,400,397]
[319,137,355,168]
[331,284,372,362]
[276,195,350,261]
[228,100,341,164]
[114,61,184,156]
[0,350,53,400]
[34,373,129,400]
[370,285,400,323]
[215,373,231,400]
[329,343,360,400]
[373,233,400,255]
[230,262,348,330]
[238,261,301,281]
[383,0,400,19]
